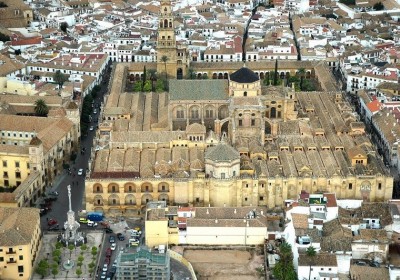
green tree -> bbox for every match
[80,244,88,252]
[55,242,63,250]
[187,68,195,79]
[60,22,68,33]
[34,99,49,117]
[148,69,157,92]
[273,242,297,280]
[155,79,165,92]
[51,263,58,279]
[35,259,49,278]
[297,68,306,91]
[306,246,317,280]
[68,244,75,258]
[142,65,147,91]
[76,268,82,277]
[274,59,278,86]
[143,80,152,92]
[53,70,68,89]
[160,55,169,89]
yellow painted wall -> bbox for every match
[145,219,169,248]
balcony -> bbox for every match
[6,250,16,254]
[7,259,17,263]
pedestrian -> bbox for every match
[46,217,48,221]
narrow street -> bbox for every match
[39,65,111,230]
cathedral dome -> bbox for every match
[205,142,240,162]
[230,67,259,83]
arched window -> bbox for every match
[112,199,116,205]
[164,19,168,28]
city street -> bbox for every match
[39,65,111,230]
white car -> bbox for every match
[89,126,94,131]
[102,264,108,272]
[110,243,117,251]
[78,169,83,176]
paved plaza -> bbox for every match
[32,232,104,280]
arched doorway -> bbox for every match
[265,121,272,134]
[221,121,229,135]
[270,107,276,118]
[177,68,183,79]
[223,73,228,79]
[218,73,223,79]
[212,73,217,79]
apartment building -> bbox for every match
[0,207,41,280]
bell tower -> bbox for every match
[157,0,177,78]
[157,0,187,79]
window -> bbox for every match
[19,255,23,260]
[3,171,8,177]
[244,197,248,201]
[16,172,21,179]
[260,196,264,201]
[244,91,247,97]
[221,173,225,179]
[205,109,213,118]
[18,265,23,273]
[3,180,7,186]
[239,119,242,126]
[378,183,382,190]
[349,183,353,190]
[251,119,255,126]
[2,161,6,167]
[0,257,3,262]
[176,110,184,118]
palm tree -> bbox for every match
[160,55,169,89]
[34,99,49,117]
[297,68,306,90]
[148,69,157,92]
[306,246,317,280]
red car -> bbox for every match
[105,256,111,265]
[106,248,112,257]
[48,219,57,226]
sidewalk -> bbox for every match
[32,232,103,280]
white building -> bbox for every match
[298,253,338,280]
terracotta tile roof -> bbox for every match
[0,207,40,246]
[292,213,309,229]
[298,253,337,267]
[350,265,389,280]
[367,99,382,113]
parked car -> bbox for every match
[105,228,113,233]
[129,238,139,246]
[48,191,59,196]
[102,264,108,272]
[105,248,112,258]
[87,220,98,227]
[89,126,94,131]
[79,217,88,223]
[111,243,117,251]
[77,168,84,176]
[48,224,59,231]
[117,233,125,241]
[47,219,57,226]
[355,261,368,266]
[109,236,115,243]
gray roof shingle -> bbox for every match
[169,80,228,100]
